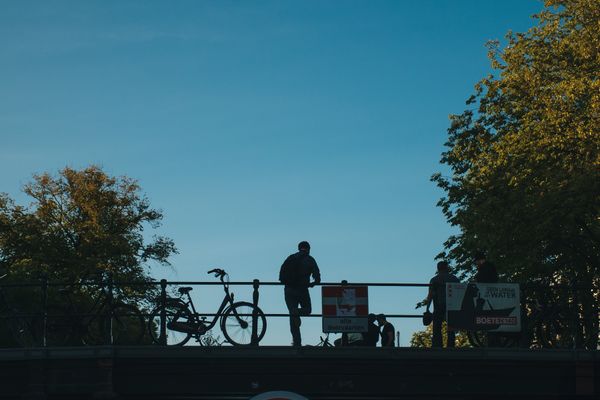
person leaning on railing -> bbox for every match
[279,241,321,347]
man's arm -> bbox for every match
[311,257,321,285]
[425,277,435,309]
[385,326,394,346]
[279,256,291,283]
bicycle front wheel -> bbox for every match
[467,330,487,347]
[220,301,266,346]
[148,301,194,346]
[8,310,36,347]
[467,330,519,348]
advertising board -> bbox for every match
[446,283,521,332]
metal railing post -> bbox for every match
[571,282,579,349]
[251,279,260,346]
[160,279,167,346]
[340,280,348,346]
[106,272,114,345]
[41,274,48,347]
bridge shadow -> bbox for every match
[0,346,597,399]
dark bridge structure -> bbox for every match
[0,345,598,399]
[0,275,598,399]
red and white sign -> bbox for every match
[321,286,368,333]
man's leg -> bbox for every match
[446,324,456,348]
[432,310,443,348]
[298,288,312,316]
[284,287,301,346]
[292,288,312,346]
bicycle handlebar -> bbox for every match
[207,268,226,278]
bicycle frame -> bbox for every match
[175,274,238,334]
[178,291,236,332]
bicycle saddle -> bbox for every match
[178,287,193,294]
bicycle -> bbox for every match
[523,288,597,350]
[467,286,599,349]
[44,274,146,346]
[0,274,36,347]
[147,268,267,346]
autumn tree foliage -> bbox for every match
[0,166,177,293]
[434,0,599,283]
[432,0,599,346]
[410,323,470,348]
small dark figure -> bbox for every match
[426,261,460,348]
[364,313,380,347]
[473,251,500,346]
[279,241,321,346]
[474,251,498,283]
[376,314,395,347]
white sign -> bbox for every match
[446,283,521,332]
[321,286,368,333]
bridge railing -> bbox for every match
[0,275,598,349]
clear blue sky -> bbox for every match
[1,0,543,345]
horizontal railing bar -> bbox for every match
[2,281,598,290]
[3,313,591,320]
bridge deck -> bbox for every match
[0,346,597,399]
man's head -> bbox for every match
[376,313,386,326]
[436,260,449,272]
[474,251,486,267]
[368,313,376,324]
[298,241,311,252]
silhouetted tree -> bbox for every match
[432,0,599,347]
[0,166,177,345]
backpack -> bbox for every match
[280,253,305,286]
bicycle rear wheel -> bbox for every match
[104,304,145,345]
[8,310,36,347]
[44,305,74,346]
[148,301,194,346]
[220,301,266,346]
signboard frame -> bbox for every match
[446,282,521,332]
[321,285,368,333]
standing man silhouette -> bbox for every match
[279,241,321,347]
[474,251,498,283]
[426,261,460,347]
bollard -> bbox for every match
[251,279,260,345]
[160,279,167,346]
[41,274,48,347]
